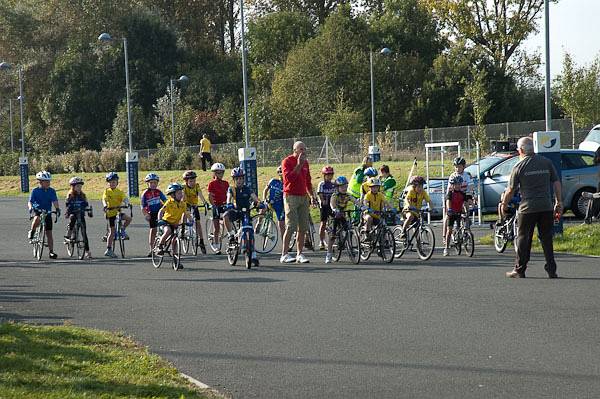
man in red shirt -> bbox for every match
[281,141,318,264]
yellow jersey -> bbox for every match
[160,198,187,225]
[364,191,385,219]
[360,181,370,197]
[183,183,202,206]
[200,137,211,153]
[404,187,431,212]
[103,188,126,218]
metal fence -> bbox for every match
[135,118,591,167]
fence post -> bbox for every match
[505,122,509,138]
[571,117,575,149]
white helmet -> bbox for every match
[69,176,84,186]
[211,163,225,172]
[36,171,52,181]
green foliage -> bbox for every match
[463,67,491,151]
[321,90,365,140]
[107,103,156,150]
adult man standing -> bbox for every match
[502,136,562,278]
[280,141,318,264]
[199,134,213,171]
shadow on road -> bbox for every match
[0,286,124,304]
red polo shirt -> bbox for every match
[282,154,313,196]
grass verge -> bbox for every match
[0,322,219,399]
[479,223,600,257]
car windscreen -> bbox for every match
[584,128,600,143]
[465,156,503,176]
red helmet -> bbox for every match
[321,165,334,174]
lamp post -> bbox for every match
[543,0,552,131]
[98,32,139,197]
[9,98,14,152]
[369,47,392,162]
[1,61,28,192]
[169,75,189,150]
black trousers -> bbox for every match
[200,152,213,171]
[66,215,90,251]
[514,210,556,275]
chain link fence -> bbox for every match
[135,118,591,167]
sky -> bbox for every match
[523,0,600,78]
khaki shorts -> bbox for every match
[284,194,310,233]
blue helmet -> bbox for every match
[335,176,348,186]
[166,182,184,195]
[364,167,378,177]
[231,167,245,178]
[144,173,159,182]
[105,172,119,182]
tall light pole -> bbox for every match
[169,75,189,150]
[98,32,139,197]
[9,98,14,152]
[369,47,391,161]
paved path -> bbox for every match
[1,197,599,398]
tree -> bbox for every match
[463,67,491,150]
[248,0,349,24]
[106,102,156,150]
[321,90,365,140]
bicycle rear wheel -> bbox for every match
[151,237,163,268]
[206,218,222,253]
[392,226,407,258]
[253,217,278,254]
[227,238,239,266]
[172,236,182,270]
[493,222,508,253]
[417,226,435,261]
[347,229,361,265]
[463,230,475,257]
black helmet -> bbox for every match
[453,157,466,166]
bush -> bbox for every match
[99,148,126,172]
[79,150,102,172]
[0,152,19,176]
[173,147,194,170]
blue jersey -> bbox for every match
[141,188,167,213]
[66,193,89,215]
[267,179,283,205]
[29,187,58,212]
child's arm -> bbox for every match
[226,188,234,205]
[198,189,208,205]
[251,192,260,205]
[208,191,215,206]
[262,185,269,202]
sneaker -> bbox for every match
[280,254,296,263]
[325,253,332,264]
[28,230,34,240]
[443,248,449,257]
[199,240,207,254]
[506,270,526,278]
[104,248,117,258]
[210,243,219,252]
[296,253,310,264]
[49,252,57,259]
[122,231,129,240]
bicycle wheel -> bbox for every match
[305,224,316,252]
[75,225,85,260]
[35,224,45,261]
[191,225,199,256]
[206,218,222,253]
[288,230,297,252]
[65,233,75,257]
[359,231,373,261]
[227,237,239,266]
[379,229,396,263]
[332,229,346,262]
[417,226,435,261]
[116,220,125,258]
[463,230,475,257]
[181,226,191,254]
[451,231,462,256]
[244,232,253,269]
[347,229,361,265]
[494,222,508,253]
[253,217,278,254]
[151,237,163,268]
[392,226,407,258]
[172,236,182,270]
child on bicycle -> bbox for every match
[401,176,432,237]
[326,176,360,264]
[360,167,379,201]
[362,177,389,238]
[444,175,467,256]
[317,165,336,250]
[102,172,132,258]
[65,176,92,259]
[224,167,264,266]
[141,173,166,257]
[28,170,61,259]
[498,189,521,220]
[182,170,208,254]
[207,163,228,254]
[262,165,285,239]
[155,183,191,265]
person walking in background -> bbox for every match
[502,136,562,279]
[280,141,318,264]
[199,134,213,171]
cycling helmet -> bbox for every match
[276,165,282,174]
[166,182,184,195]
[35,170,52,181]
[368,177,382,187]
[144,173,159,182]
[453,157,466,166]
[211,163,225,172]
[105,172,119,182]
[322,165,334,174]
[69,176,84,186]
[182,170,197,180]
[410,176,425,186]
[335,176,348,186]
[231,167,245,178]
[449,174,464,185]
[364,167,378,177]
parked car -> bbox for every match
[579,124,600,152]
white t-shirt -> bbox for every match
[447,171,473,196]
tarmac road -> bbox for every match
[1,196,600,398]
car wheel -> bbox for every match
[572,188,596,219]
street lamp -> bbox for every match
[98,32,139,197]
[543,0,551,131]
[369,47,392,161]
[9,98,14,152]
[169,75,189,150]
[1,61,28,192]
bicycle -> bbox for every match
[494,209,518,253]
[359,209,396,264]
[447,211,475,257]
[64,206,93,260]
[393,208,436,260]
[327,210,361,264]
[103,204,133,258]
[29,208,59,261]
[182,203,208,255]
[151,224,184,270]
[288,215,316,252]
[206,205,226,253]
[252,205,279,254]
[226,206,260,269]
[582,191,600,224]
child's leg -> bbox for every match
[123,214,132,228]
[224,213,233,234]
[365,215,373,232]
[46,230,54,252]
[107,225,116,249]
[158,226,171,247]
[30,215,40,232]
[319,221,326,243]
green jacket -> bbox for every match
[382,175,397,201]
[349,167,364,198]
